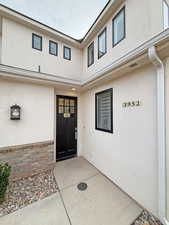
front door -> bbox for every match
[56,96,77,161]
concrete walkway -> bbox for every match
[0,157,142,225]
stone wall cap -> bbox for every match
[0,140,54,153]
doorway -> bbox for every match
[56,95,77,161]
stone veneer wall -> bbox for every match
[0,141,55,181]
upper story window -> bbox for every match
[88,42,94,67]
[49,40,58,56]
[32,33,42,51]
[95,88,113,133]
[63,46,71,60]
[163,0,169,29]
[112,7,125,47]
[98,28,107,59]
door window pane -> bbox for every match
[57,97,76,115]
[59,98,64,105]
[98,28,107,59]
[65,99,69,106]
[70,107,75,114]
[65,106,69,113]
[59,106,64,114]
[70,100,75,107]
[112,8,125,46]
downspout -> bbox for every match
[148,46,168,225]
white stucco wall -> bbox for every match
[0,1,166,218]
[82,0,163,80]
[0,79,54,147]
[80,64,158,216]
[1,18,83,80]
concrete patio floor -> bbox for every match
[0,157,142,225]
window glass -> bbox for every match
[64,47,71,60]
[98,28,107,58]
[32,34,42,51]
[49,41,58,56]
[113,8,125,46]
[70,100,75,107]
[59,106,64,114]
[58,97,76,114]
[96,89,113,133]
[88,42,94,67]
[70,107,75,114]
[65,99,69,106]
[59,98,64,106]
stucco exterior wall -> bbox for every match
[80,64,158,216]
[82,0,163,80]
[0,79,54,147]
[1,18,83,80]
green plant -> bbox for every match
[0,163,11,204]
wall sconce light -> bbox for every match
[10,104,21,120]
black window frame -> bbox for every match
[49,40,58,56]
[32,33,42,51]
[87,42,94,67]
[95,88,113,133]
[98,27,107,59]
[112,7,126,47]
[63,46,71,60]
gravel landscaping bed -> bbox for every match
[0,170,58,217]
[132,210,163,225]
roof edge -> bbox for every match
[0,1,113,46]
[0,3,82,43]
[79,0,111,43]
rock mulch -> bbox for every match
[0,170,58,217]
[132,210,163,225]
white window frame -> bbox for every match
[163,0,169,29]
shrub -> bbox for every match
[0,163,11,204]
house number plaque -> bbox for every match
[64,113,71,118]
[122,100,142,108]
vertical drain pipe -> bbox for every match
[148,46,168,225]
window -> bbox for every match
[58,97,76,115]
[112,7,125,47]
[63,46,71,60]
[163,0,169,29]
[98,28,107,59]
[88,42,94,67]
[95,88,113,133]
[49,40,58,56]
[32,33,42,51]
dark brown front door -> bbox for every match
[56,96,77,161]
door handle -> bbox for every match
[75,128,77,140]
